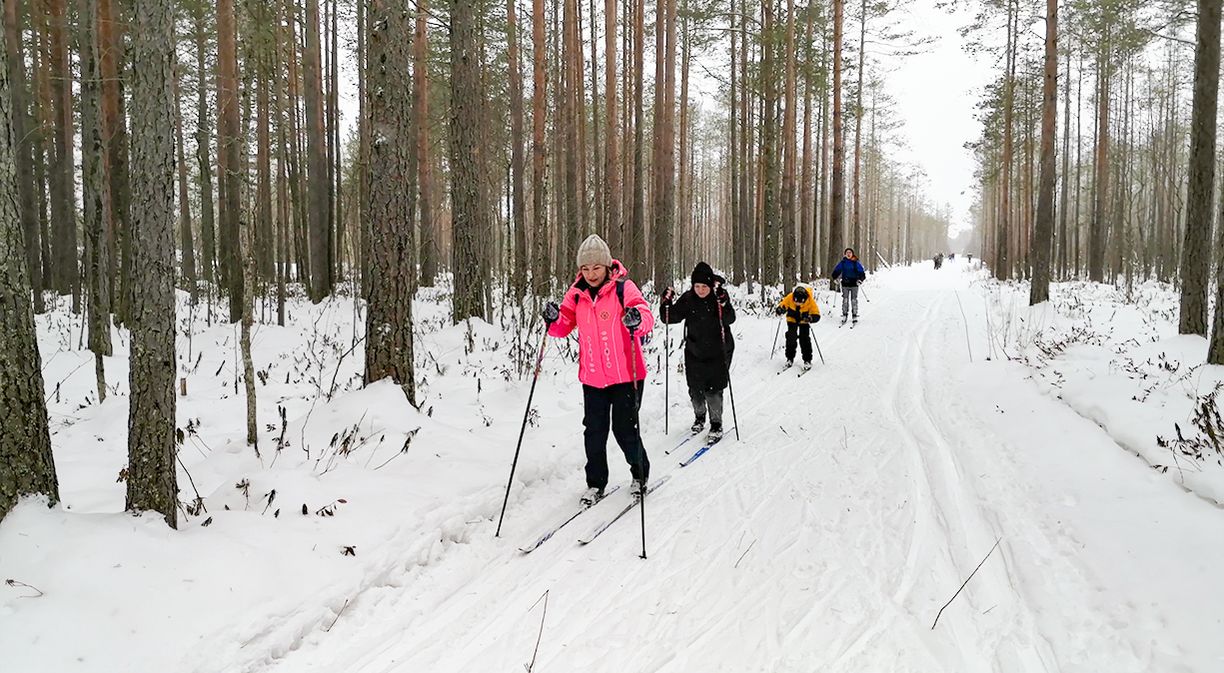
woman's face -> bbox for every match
[844,249,854,257]
[581,264,608,287]
[694,283,712,298]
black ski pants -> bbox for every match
[785,322,813,363]
[582,382,650,489]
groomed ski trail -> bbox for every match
[248,269,1219,673]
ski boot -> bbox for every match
[708,422,723,442]
[580,487,604,506]
[630,478,648,499]
[690,418,706,434]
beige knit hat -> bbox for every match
[576,234,613,268]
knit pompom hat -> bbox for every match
[576,234,613,268]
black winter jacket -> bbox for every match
[661,289,736,391]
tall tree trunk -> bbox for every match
[531,0,549,294]
[329,0,342,282]
[99,0,129,321]
[194,7,216,287]
[630,0,645,270]
[740,5,751,281]
[817,20,830,274]
[1088,40,1111,283]
[364,0,417,400]
[656,0,676,288]
[256,11,274,284]
[275,0,289,325]
[79,0,113,397]
[174,63,196,299]
[45,0,78,304]
[451,0,489,320]
[126,0,179,529]
[761,0,779,285]
[997,0,1016,280]
[508,0,527,297]
[729,0,741,282]
[33,6,50,288]
[414,0,436,287]
[1029,0,1057,305]
[217,0,244,319]
[850,0,865,251]
[303,0,331,301]
[563,0,579,268]
[0,12,57,520]
[781,0,797,287]
[604,0,619,254]
[4,0,44,313]
[1184,0,1220,338]
[826,0,845,285]
[799,3,814,277]
[677,0,691,270]
[1057,32,1070,280]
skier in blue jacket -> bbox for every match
[830,248,866,325]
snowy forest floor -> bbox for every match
[3,258,1222,673]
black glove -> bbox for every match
[622,307,642,331]
[543,301,560,324]
[810,313,821,323]
[774,305,787,316]
[662,287,675,305]
[715,286,730,306]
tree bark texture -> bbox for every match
[364,0,417,401]
[450,0,488,321]
[0,15,57,522]
[1183,0,1220,337]
[126,0,179,528]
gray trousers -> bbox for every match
[841,286,859,318]
[690,387,725,426]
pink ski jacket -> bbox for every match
[548,260,655,389]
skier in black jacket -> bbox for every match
[661,262,735,441]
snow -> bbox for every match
[3,260,1223,673]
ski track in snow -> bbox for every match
[6,262,1222,673]
[247,270,1214,673]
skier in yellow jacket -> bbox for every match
[775,285,821,370]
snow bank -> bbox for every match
[975,273,1224,506]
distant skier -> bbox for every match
[830,247,866,326]
[933,253,944,269]
[661,262,736,442]
[775,284,821,370]
[543,234,655,505]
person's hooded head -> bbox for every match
[792,285,809,305]
[844,248,857,261]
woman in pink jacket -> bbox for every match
[544,234,655,505]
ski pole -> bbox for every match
[495,320,551,537]
[626,319,648,560]
[664,300,670,435]
[813,331,826,365]
[770,318,782,360]
[714,283,740,441]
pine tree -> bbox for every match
[126,0,179,528]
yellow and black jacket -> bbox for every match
[778,287,821,325]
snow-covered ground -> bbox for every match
[3,259,1222,673]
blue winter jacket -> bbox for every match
[831,257,866,287]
